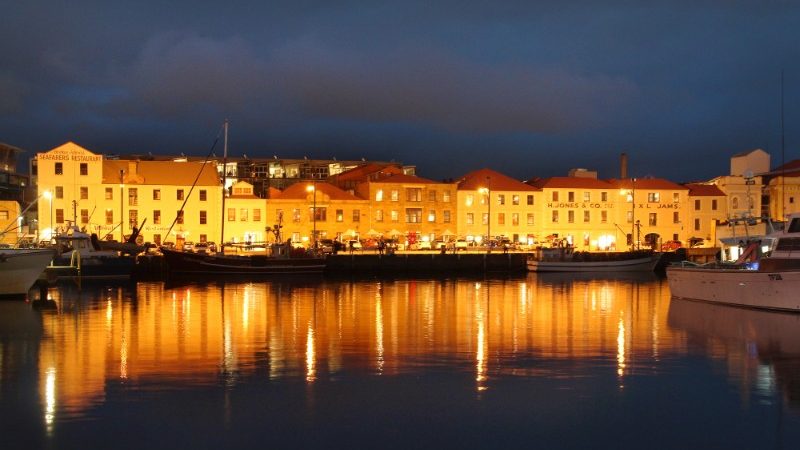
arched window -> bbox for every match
[731,196,739,209]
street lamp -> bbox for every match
[478,186,491,252]
[306,182,317,249]
[42,190,52,241]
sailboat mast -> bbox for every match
[220,120,228,251]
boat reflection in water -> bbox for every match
[2,275,798,449]
[668,298,800,411]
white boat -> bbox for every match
[526,248,661,272]
[45,226,136,281]
[0,248,55,296]
[666,213,800,312]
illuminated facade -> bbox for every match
[685,183,728,246]
[0,200,20,245]
[221,181,267,244]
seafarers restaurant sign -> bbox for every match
[39,147,102,162]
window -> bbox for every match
[391,190,399,201]
[583,192,590,202]
[568,210,574,223]
[293,209,301,223]
[153,234,161,245]
[649,213,657,226]
[694,199,700,210]
[199,234,207,243]
[56,209,64,223]
[55,186,63,199]
[466,213,474,225]
[153,210,161,225]
[601,192,608,202]
[228,208,236,221]
[376,209,384,222]
[105,188,113,200]
[527,195,534,205]
[80,209,89,224]
[497,194,505,205]
[406,188,422,202]
[391,210,399,222]
[443,210,451,223]
[55,162,63,175]
[352,209,360,222]
[673,193,680,202]
[712,199,718,210]
[601,211,608,223]
[376,189,384,201]
[511,213,519,226]
[105,209,113,225]
[552,192,559,202]
[512,195,519,205]
[240,208,248,221]
[253,209,261,222]
[428,210,436,222]
[428,190,437,202]
[443,190,451,202]
[176,210,183,225]
[200,210,207,224]
[626,211,633,223]
[648,193,660,202]
[177,189,184,201]
[527,213,534,226]
[694,218,700,231]
[129,210,138,228]
[128,188,138,206]
[406,208,422,223]
[583,210,590,223]
[732,197,739,209]
[568,192,575,202]
[199,190,207,201]
[336,209,344,222]
[673,212,680,224]
[0,211,7,220]
[498,213,505,225]
[80,186,88,200]
[482,213,489,225]
[313,207,327,222]
[466,194,474,206]
[80,163,88,176]
[153,189,161,200]
[552,210,559,223]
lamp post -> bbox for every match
[43,190,52,242]
[119,169,124,242]
[478,186,491,252]
[306,182,317,249]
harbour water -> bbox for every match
[2,274,799,449]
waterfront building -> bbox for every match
[35,142,222,245]
[684,183,728,247]
[355,173,458,246]
[607,178,687,250]
[266,181,368,246]
[457,168,540,245]
[0,200,20,245]
[328,163,407,193]
[764,159,800,221]
[221,181,268,245]
[707,149,768,219]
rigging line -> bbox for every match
[164,124,224,240]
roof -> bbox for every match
[606,178,687,191]
[369,173,440,184]
[272,181,363,201]
[330,163,404,182]
[103,160,220,186]
[457,168,539,192]
[527,177,614,190]
[767,159,800,177]
[684,183,726,196]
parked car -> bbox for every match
[417,240,432,250]
[183,241,195,251]
[661,240,682,251]
[347,240,363,251]
[455,239,469,250]
[162,241,175,249]
[194,242,210,253]
[318,239,335,254]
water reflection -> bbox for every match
[1,274,798,448]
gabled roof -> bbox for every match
[103,160,220,186]
[684,183,726,197]
[272,181,363,201]
[370,173,440,184]
[457,168,539,192]
[330,163,404,182]
[527,176,614,190]
[768,159,800,177]
[606,178,687,191]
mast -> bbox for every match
[220,120,228,252]
[781,70,785,221]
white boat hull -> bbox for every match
[527,255,660,272]
[666,266,800,312]
[0,249,54,296]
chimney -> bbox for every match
[620,153,628,179]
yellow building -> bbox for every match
[457,168,540,245]
[0,200,20,245]
[608,178,687,250]
[35,142,223,245]
[685,183,728,247]
[221,181,267,245]
[355,173,458,246]
[267,181,369,246]
[765,160,800,221]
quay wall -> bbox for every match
[325,253,527,274]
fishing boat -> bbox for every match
[160,244,326,275]
[0,248,55,296]
[526,247,661,272]
[44,225,137,281]
[666,213,800,312]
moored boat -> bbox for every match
[666,213,800,312]
[160,244,326,276]
[44,226,136,281]
[526,248,661,272]
[0,248,55,296]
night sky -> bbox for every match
[2,1,800,182]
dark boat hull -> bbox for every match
[161,248,326,275]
